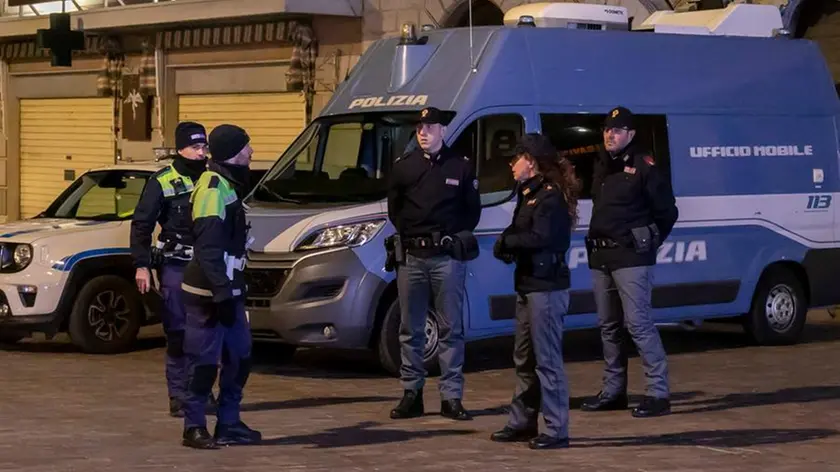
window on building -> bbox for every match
[539,113,672,198]
[450,113,525,206]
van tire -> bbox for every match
[743,267,807,345]
[68,275,143,354]
[377,298,442,377]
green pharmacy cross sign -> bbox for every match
[35,12,86,67]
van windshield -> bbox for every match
[246,112,420,208]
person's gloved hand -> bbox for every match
[493,237,515,264]
[215,297,237,327]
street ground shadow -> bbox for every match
[249,420,476,448]
[672,385,840,415]
[574,428,838,448]
[241,395,396,413]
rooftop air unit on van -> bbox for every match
[503,2,630,30]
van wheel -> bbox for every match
[68,275,143,354]
[377,298,441,377]
[743,267,807,345]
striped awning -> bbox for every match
[154,19,302,50]
[0,35,103,60]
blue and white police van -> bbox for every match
[242,2,840,375]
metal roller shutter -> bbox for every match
[178,92,307,163]
[19,98,115,219]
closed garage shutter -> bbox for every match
[178,93,306,163]
[19,98,115,219]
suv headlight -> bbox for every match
[0,243,33,272]
[295,220,386,252]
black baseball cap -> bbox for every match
[603,106,635,130]
[417,107,453,126]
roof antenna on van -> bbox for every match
[468,0,477,73]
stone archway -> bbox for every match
[442,0,505,28]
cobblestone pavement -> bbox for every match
[1,311,839,472]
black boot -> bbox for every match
[440,399,472,421]
[390,389,424,419]
[580,391,628,412]
[632,396,671,418]
[182,427,219,449]
[490,426,538,443]
[169,398,184,418]
[214,421,262,446]
[528,434,570,450]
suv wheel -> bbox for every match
[68,275,143,354]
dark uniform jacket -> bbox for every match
[387,144,481,250]
[496,176,572,294]
[587,144,679,271]
[130,158,205,268]
[181,162,249,303]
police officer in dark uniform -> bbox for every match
[180,124,260,449]
[386,106,482,421]
[131,121,212,417]
[580,106,679,418]
[491,133,580,450]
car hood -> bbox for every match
[0,218,118,244]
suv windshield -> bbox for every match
[39,170,152,221]
[246,112,420,208]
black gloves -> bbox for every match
[215,297,238,327]
[493,234,515,265]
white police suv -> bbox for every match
[0,153,271,353]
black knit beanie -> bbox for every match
[175,121,207,151]
[209,124,250,162]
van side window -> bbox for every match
[450,114,525,206]
[539,113,672,198]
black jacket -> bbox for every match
[495,176,572,294]
[130,158,205,268]
[181,162,249,303]
[387,145,481,238]
[587,145,678,270]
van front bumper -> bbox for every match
[244,248,388,349]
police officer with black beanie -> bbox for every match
[180,124,259,449]
[131,120,212,417]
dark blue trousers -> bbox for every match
[182,297,252,430]
[160,263,188,403]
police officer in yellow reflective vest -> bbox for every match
[180,124,260,449]
[131,121,213,418]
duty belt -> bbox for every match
[154,240,194,261]
[404,233,453,249]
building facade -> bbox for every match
[0,0,833,222]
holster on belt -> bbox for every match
[384,234,405,272]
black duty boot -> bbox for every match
[390,389,424,419]
[440,399,472,421]
[490,426,538,443]
[528,434,570,450]
[631,396,671,418]
[169,398,184,418]
[182,427,219,449]
[580,391,628,412]
[214,421,262,446]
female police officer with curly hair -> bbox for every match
[490,133,581,450]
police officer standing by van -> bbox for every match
[491,133,580,450]
[581,106,679,418]
[386,106,482,421]
[179,124,260,449]
[131,121,211,418]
